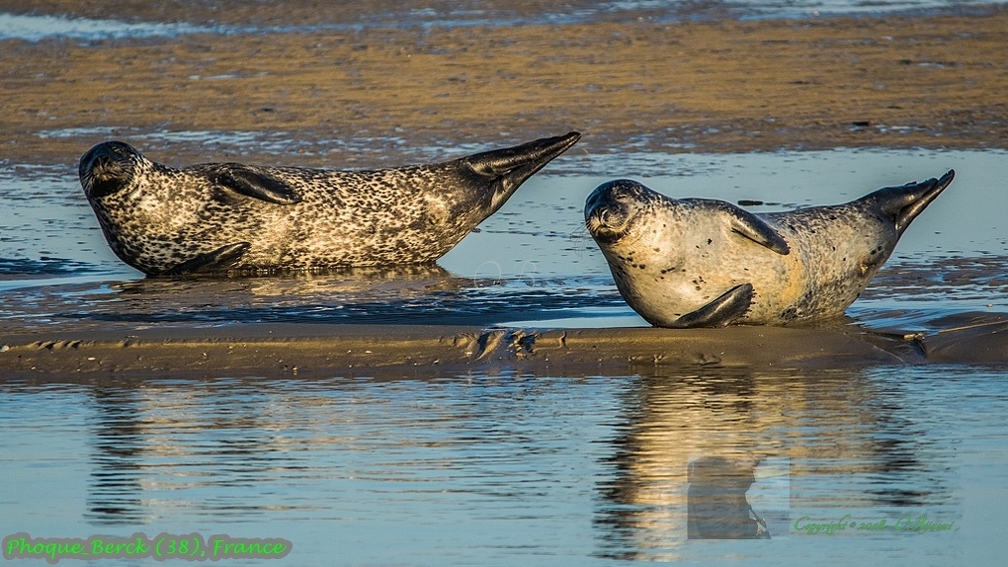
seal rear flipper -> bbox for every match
[871,169,954,235]
[726,207,790,255]
[206,164,302,205]
[463,132,581,208]
[158,242,251,276]
[666,283,754,328]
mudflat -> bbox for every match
[1,4,1007,167]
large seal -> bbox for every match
[585,170,955,327]
[79,132,580,276]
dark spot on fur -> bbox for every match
[780,307,799,320]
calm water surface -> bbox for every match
[2,366,1006,565]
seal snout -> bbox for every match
[585,179,647,243]
[79,141,139,199]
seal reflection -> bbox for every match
[686,456,770,539]
[592,366,951,560]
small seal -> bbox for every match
[79,132,581,276]
[585,170,955,327]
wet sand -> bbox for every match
[4,314,1008,380]
[2,5,1008,167]
[3,3,1007,375]
[0,323,911,379]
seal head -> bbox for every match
[585,171,954,327]
[80,141,143,199]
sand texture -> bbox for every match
[4,316,1008,380]
[1,6,1007,167]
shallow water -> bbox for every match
[2,148,1006,331]
[2,0,1006,41]
[2,366,1005,565]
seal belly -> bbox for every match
[754,204,896,322]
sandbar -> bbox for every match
[2,2,1007,376]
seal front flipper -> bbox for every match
[205,164,302,205]
[158,242,251,276]
[665,283,754,328]
[463,131,581,209]
[725,206,790,255]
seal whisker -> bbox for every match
[567,224,593,258]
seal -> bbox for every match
[585,170,955,327]
[79,132,581,276]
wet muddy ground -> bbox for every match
[2,3,1008,169]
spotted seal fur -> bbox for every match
[585,170,955,327]
[79,132,580,276]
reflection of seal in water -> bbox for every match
[585,170,955,327]
[79,132,580,276]
[687,456,768,539]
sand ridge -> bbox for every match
[4,316,1008,379]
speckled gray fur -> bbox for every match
[585,170,955,327]
[80,132,580,275]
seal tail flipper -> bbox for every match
[872,169,955,235]
[666,283,754,328]
[158,242,251,276]
[463,131,581,207]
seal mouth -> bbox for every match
[79,141,138,199]
[584,179,647,244]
